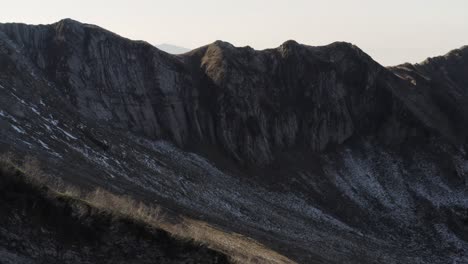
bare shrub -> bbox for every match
[21,156,48,185]
[21,156,82,197]
[173,219,294,264]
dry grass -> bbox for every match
[0,153,296,264]
[86,188,163,224]
[164,218,295,264]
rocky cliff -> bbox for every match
[0,19,467,264]
[3,19,463,165]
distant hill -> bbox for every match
[156,43,191,54]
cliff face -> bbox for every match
[0,19,191,145]
[186,40,394,164]
[2,19,463,165]
[0,19,467,264]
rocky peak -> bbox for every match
[444,45,468,58]
[278,40,301,56]
[54,17,83,26]
[211,40,235,49]
[280,39,300,47]
[52,18,89,41]
[53,18,85,29]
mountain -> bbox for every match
[0,18,467,263]
[156,43,191,54]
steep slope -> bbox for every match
[0,19,467,264]
[0,161,229,264]
[390,46,468,143]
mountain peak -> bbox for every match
[54,18,106,32]
[211,40,235,49]
[280,39,300,48]
[56,18,82,25]
[277,40,304,57]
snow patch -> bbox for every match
[11,93,27,105]
[30,106,40,115]
[36,139,50,150]
[20,140,32,147]
[57,127,78,140]
[11,124,26,134]
[0,110,18,122]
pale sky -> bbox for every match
[3,0,468,65]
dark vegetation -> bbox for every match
[0,156,228,264]
[0,154,294,264]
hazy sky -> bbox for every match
[3,0,468,65]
